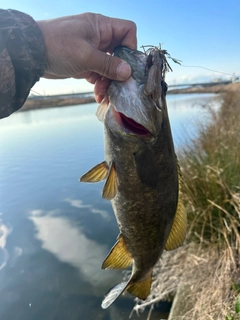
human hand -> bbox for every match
[37,13,137,102]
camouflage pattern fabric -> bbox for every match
[0,9,45,118]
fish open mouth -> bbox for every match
[117,112,150,136]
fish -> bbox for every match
[80,46,186,309]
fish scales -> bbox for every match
[80,46,186,309]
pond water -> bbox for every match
[0,94,218,320]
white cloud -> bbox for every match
[0,219,12,270]
[29,209,115,288]
[64,198,110,220]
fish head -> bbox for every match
[97,46,168,142]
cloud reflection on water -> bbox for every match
[64,198,110,220]
[28,207,115,289]
[0,217,12,270]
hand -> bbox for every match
[37,13,137,102]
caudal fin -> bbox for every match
[101,274,152,309]
[127,275,152,300]
[101,281,129,309]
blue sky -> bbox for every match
[2,0,240,95]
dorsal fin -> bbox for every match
[165,197,186,250]
[102,234,132,269]
[165,158,187,250]
[102,162,117,200]
[80,161,109,183]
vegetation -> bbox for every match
[131,91,240,319]
[182,91,240,252]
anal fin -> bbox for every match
[102,234,132,269]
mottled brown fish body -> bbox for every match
[104,101,178,276]
[80,46,186,309]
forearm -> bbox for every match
[0,9,45,119]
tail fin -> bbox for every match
[101,274,152,309]
[101,281,129,309]
[127,275,152,300]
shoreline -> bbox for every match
[21,82,240,112]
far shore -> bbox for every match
[21,82,240,112]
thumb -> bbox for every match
[87,49,132,81]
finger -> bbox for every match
[94,77,111,97]
[111,18,137,50]
[86,49,132,81]
[95,93,105,104]
[43,73,68,79]
[85,72,102,85]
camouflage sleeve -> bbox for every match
[0,9,45,119]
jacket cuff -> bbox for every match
[0,9,45,118]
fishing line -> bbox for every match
[30,89,46,97]
[141,45,234,77]
[178,64,233,77]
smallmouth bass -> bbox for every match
[80,46,186,309]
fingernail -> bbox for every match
[117,62,131,80]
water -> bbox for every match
[0,94,218,320]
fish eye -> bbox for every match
[161,81,168,94]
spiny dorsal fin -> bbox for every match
[127,274,152,300]
[165,158,187,250]
[165,197,186,250]
[80,161,109,183]
[96,96,109,122]
[102,234,132,269]
[102,162,117,200]
[101,281,129,309]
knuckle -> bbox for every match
[102,54,115,78]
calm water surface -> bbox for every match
[0,94,218,320]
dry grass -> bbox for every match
[131,91,240,319]
[131,245,239,320]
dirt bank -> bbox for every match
[21,82,239,112]
[21,95,96,111]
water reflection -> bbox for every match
[0,218,11,270]
[29,207,113,288]
[64,198,110,221]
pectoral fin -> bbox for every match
[127,274,152,300]
[102,234,132,269]
[134,148,158,189]
[102,162,117,200]
[80,161,108,182]
[165,158,187,251]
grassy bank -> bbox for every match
[21,95,96,111]
[131,91,240,319]
[19,82,240,112]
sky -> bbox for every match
[2,0,240,95]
